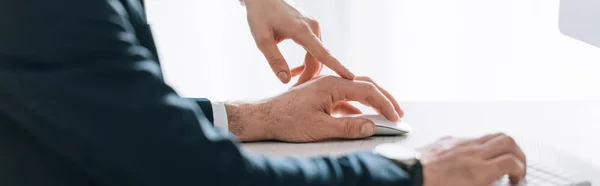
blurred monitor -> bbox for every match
[559,0,600,48]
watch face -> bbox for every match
[374,143,420,161]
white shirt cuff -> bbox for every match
[210,101,229,131]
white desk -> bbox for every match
[241,101,600,183]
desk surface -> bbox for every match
[242,101,600,169]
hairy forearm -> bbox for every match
[225,101,275,141]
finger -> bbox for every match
[316,62,324,75]
[484,154,526,185]
[479,134,527,179]
[291,65,305,77]
[321,115,375,138]
[355,77,404,118]
[332,102,362,115]
[295,52,321,86]
[255,32,291,83]
[295,30,323,86]
[356,100,381,115]
[292,27,354,80]
[311,26,324,77]
[327,78,400,121]
[480,134,526,163]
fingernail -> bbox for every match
[361,123,374,136]
[278,72,289,82]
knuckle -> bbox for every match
[306,18,320,29]
[358,76,374,83]
[312,76,339,95]
[318,76,339,84]
[341,119,356,136]
[493,132,508,138]
[362,82,378,92]
[293,22,311,35]
[500,135,517,147]
[255,34,273,46]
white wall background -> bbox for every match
[145,0,600,102]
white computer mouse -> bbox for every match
[348,114,412,135]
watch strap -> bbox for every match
[408,160,424,186]
[389,157,424,186]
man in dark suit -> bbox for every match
[0,0,528,185]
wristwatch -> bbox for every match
[373,143,424,186]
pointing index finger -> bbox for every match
[293,32,355,81]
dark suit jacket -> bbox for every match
[0,0,411,185]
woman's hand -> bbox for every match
[244,0,355,84]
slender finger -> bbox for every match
[295,30,324,86]
[353,100,389,117]
[254,32,291,83]
[295,52,321,86]
[291,65,305,77]
[355,77,404,118]
[292,29,354,80]
[316,62,324,75]
[311,23,324,78]
[332,102,362,115]
[326,77,400,121]
[356,100,381,115]
[484,154,526,185]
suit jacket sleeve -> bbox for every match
[0,0,412,186]
[190,98,214,124]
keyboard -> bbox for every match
[492,162,591,186]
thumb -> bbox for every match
[326,116,376,139]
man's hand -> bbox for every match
[244,0,354,84]
[420,133,527,186]
[224,76,403,142]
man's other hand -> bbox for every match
[224,76,403,142]
[244,0,354,84]
[420,133,527,186]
